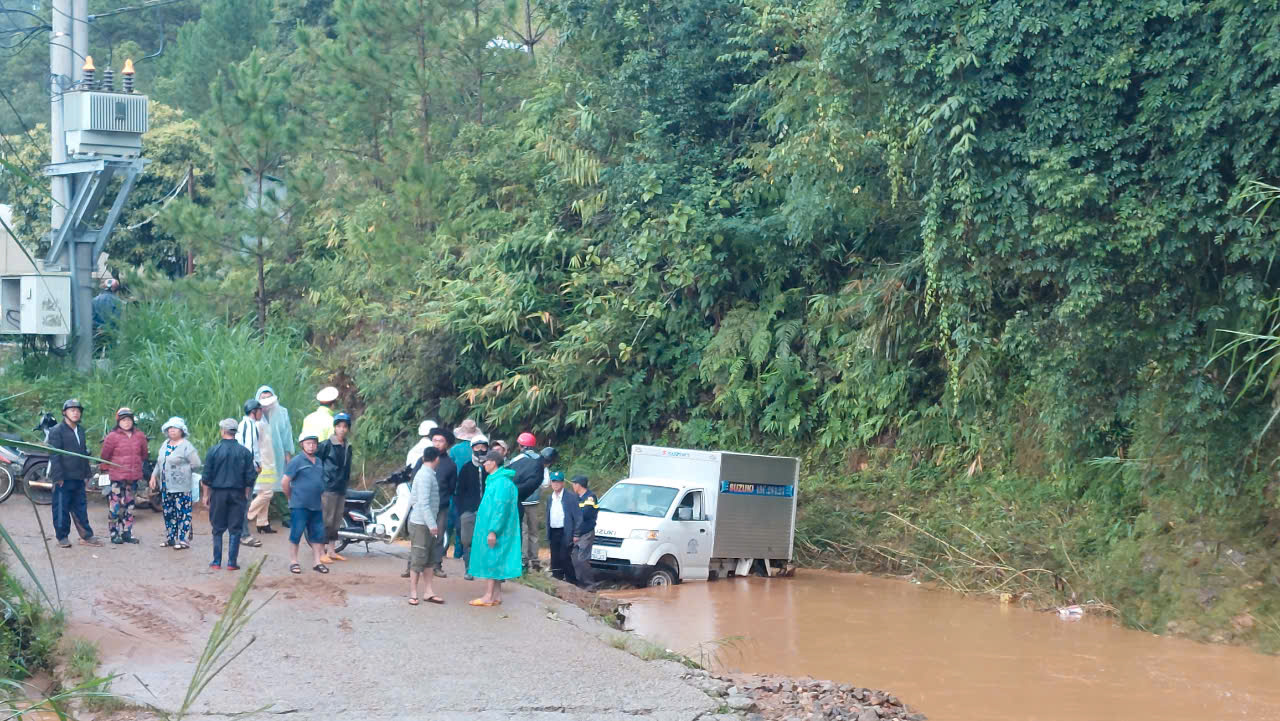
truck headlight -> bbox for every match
[629,529,659,540]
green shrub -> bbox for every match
[0,565,64,680]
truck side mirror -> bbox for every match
[675,506,693,521]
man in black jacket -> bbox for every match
[201,419,258,570]
[570,475,598,588]
[318,413,353,564]
[454,436,489,580]
[508,432,545,571]
[47,399,103,547]
[427,428,457,577]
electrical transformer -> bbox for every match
[62,90,149,158]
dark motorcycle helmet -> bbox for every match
[540,446,559,464]
[243,398,262,416]
[62,398,83,412]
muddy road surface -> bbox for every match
[0,499,715,720]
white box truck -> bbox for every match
[589,445,800,586]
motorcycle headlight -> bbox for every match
[629,529,659,540]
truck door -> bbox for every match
[672,489,712,580]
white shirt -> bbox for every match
[549,489,565,529]
[406,438,431,468]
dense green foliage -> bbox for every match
[4,0,1280,645]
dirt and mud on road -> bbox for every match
[2,497,921,721]
[2,498,740,720]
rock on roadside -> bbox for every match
[676,670,926,721]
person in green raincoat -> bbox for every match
[256,385,296,523]
[468,450,522,606]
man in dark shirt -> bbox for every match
[454,436,489,580]
[47,398,103,548]
[283,434,329,574]
[201,419,258,570]
[426,428,457,578]
[571,475,598,588]
[318,413,353,564]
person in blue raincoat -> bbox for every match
[468,450,522,606]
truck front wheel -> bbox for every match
[646,565,677,587]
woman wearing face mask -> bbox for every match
[99,407,148,544]
[453,435,489,581]
[149,417,202,550]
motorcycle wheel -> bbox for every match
[0,465,15,504]
[22,460,52,506]
[335,537,350,553]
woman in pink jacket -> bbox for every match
[99,407,149,545]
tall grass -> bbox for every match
[1,299,315,453]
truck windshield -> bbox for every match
[598,483,679,518]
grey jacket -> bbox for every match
[408,463,440,531]
[152,438,202,494]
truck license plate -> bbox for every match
[590,546,607,561]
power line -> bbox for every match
[90,0,190,21]
[0,84,45,160]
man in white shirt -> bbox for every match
[544,471,579,583]
[405,420,437,468]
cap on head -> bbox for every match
[63,398,83,411]
[116,407,133,418]
[334,412,352,426]
[571,475,589,488]
[219,418,239,432]
[549,470,565,482]
[316,386,339,404]
[517,432,536,447]
[483,450,505,464]
[418,420,438,437]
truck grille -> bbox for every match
[594,536,623,547]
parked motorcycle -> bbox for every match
[333,465,445,553]
[0,413,58,505]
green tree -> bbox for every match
[152,0,274,117]
[166,50,317,330]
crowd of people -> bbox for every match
[43,384,601,606]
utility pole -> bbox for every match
[47,0,149,371]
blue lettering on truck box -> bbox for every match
[720,481,794,497]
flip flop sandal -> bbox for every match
[408,598,420,606]
[469,598,497,607]
[159,541,173,548]
[174,543,190,550]
[242,538,263,548]
[289,563,302,574]
[330,553,347,561]
[313,564,329,574]
[426,596,445,605]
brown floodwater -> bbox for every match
[609,570,1280,721]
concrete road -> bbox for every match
[0,496,716,720]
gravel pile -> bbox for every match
[679,669,927,721]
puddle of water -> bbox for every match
[609,570,1280,721]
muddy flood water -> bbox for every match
[609,571,1280,721]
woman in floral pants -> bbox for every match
[150,417,201,549]
[99,407,149,544]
